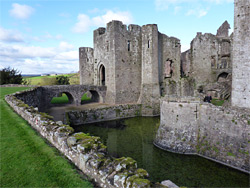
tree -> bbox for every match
[0,67,23,85]
[56,75,70,85]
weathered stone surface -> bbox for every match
[231,0,250,108]
[184,23,233,98]
[161,180,179,188]
[14,85,107,112]
[80,20,182,116]
[155,98,250,172]
[5,90,153,188]
[68,103,142,125]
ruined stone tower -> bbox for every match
[79,20,181,115]
[231,0,250,108]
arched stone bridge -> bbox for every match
[41,85,107,109]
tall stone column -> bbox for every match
[231,0,250,108]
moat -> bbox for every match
[72,117,249,187]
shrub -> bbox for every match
[56,75,70,85]
[0,67,24,85]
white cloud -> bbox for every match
[187,9,208,17]
[72,10,133,33]
[0,41,79,74]
[155,0,233,13]
[88,8,100,14]
[0,44,55,59]
[59,41,75,51]
[72,14,92,33]
[10,3,34,19]
[155,0,196,10]
[92,10,133,26]
[0,27,24,42]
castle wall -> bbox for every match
[181,50,190,77]
[68,104,142,125]
[155,99,250,173]
[188,31,232,96]
[139,24,161,115]
[93,25,116,104]
[113,22,142,104]
[231,0,250,108]
[159,34,181,96]
[79,47,94,85]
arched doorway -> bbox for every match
[99,65,105,86]
[217,72,229,82]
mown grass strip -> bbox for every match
[0,87,93,187]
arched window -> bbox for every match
[99,65,105,86]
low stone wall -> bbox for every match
[155,99,250,173]
[5,90,158,188]
[68,104,142,125]
[14,87,43,109]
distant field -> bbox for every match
[24,73,80,85]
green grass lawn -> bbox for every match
[0,87,93,187]
[211,98,225,106]
[51,93,91,104]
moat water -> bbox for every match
[72,117,249,187]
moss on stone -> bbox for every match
[227,152,235,157]
[17,103,29,108]
[115,109,121,116]
[127,175,150,187]
[135,168,149,178]
[40,112,54,120]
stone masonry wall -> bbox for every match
[231,0,250,108]
[114,22,142,104]
[138,24,161,116]
[155,99,250,173]
[5,89,155,188]
[79,47,94,85]
[159,34,181,97]
[68,104,142,125]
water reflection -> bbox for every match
[73,117,249,187]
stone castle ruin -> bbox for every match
[78,0,250,173]
[3,1,249,187]
[80,21,183,115]
[80,20,235,113]
[182,21,232,99]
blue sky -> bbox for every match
[0,0,234,74]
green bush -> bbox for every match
[0,67,24,85]
[56,75,70,85]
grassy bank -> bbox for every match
[0,87,93,187]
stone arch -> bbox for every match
[50,91,75,105]
[217,72,229,82]
[80,90,103,104]
[99,64,106,86]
